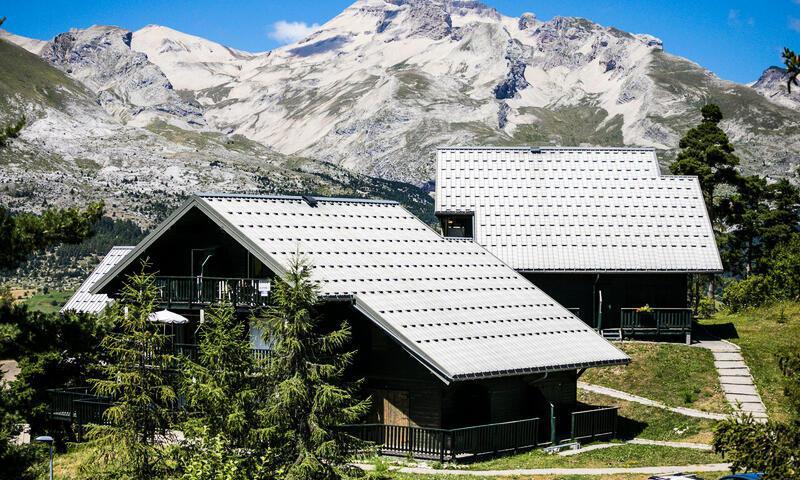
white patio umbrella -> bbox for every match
[147,309,189,324]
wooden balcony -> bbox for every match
[570,406,618,443]
[340,417,541,461]
[154,276,271,309]
[620,308,693,336]
[341,406,618,461]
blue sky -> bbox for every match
[4,1,799,83]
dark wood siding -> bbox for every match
[523,272,689,328]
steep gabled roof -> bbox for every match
[435,147,723,273]
[61,246,135,314]
[92,193,629,382]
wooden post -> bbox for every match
[570,413,576,442]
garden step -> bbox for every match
[717,368,750,377]
[721,384,759,396]
[725,393,764,404]
[714,360,748,369]
[712,352,743,361]
[718,375,753,385]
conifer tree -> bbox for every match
[255,254,369,480]
[670,104,741,229]
[88,264,177,480]
[0,202,104,270]
[783,47,800,93]
[181,302,260,446]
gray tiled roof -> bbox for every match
[435,147,723,272]
[61,246,134,314]
[92,194,629,382]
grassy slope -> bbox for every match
[465,444,721,470]
[578,390,717,444]
[582,342,727,413]
[0,38,95,113]
[699,301,800,422]
[23,290,73,314]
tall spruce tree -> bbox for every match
[87,265,177,480]
[181,302,261,446]
[255,254,369,480]
[670,104,741,229]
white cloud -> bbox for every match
[268,20,320,44]
[791,17,800,32]
[728,9,754,27]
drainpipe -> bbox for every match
[592,274,600,329]
[597,290,603,332]
[549,401,556,446]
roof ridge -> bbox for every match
[195,192,399,205]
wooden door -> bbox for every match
[383,390,410,426]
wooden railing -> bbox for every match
[620,308,693,335]
[340,417,540,461]
[570,407,618,442]
[154,276,271,309]
[174,343,271,364]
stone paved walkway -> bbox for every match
[577,382,727,420]
[357,463,732,476]
[558,438,712,456]
[693,340,768,421]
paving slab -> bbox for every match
[721,384,760,395]
[714,360,748,369]
[725,393,763,404]
[719,375,753,385]
[717,368,750,376]
[713,352,743,361]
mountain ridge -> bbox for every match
[2,0,799,193]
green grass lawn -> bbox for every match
[578,390,718,444]
[581,341,727,413]
[699,301,800,422]
[23,290,73,314]
[464,444,722,470]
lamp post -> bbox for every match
[34,435,54,480]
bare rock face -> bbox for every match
[41,26,204,127]
[385,0,453,39]
[752,66,800,110]
[3,0,800,190]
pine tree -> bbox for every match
[254,254,369,480]
[783,47,800,93]
[670,104,741,229]
[87,264,177,480]
[0,202,104,270]
[181,302,261,446]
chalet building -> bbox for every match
[62,193,629,457]
[435,147,723,342]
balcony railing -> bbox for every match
[570,406,618,442]
[154,276,271,309]
[174,343,271,364]
[620,308,693,336]
[340,417,541,461]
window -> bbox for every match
[440,214,474,238]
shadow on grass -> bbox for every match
[696,321,739,341]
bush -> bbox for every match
[697,296,717,318]
[722,274,776,312]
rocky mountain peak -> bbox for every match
[751,66,800,109]
[40,25,205,127]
